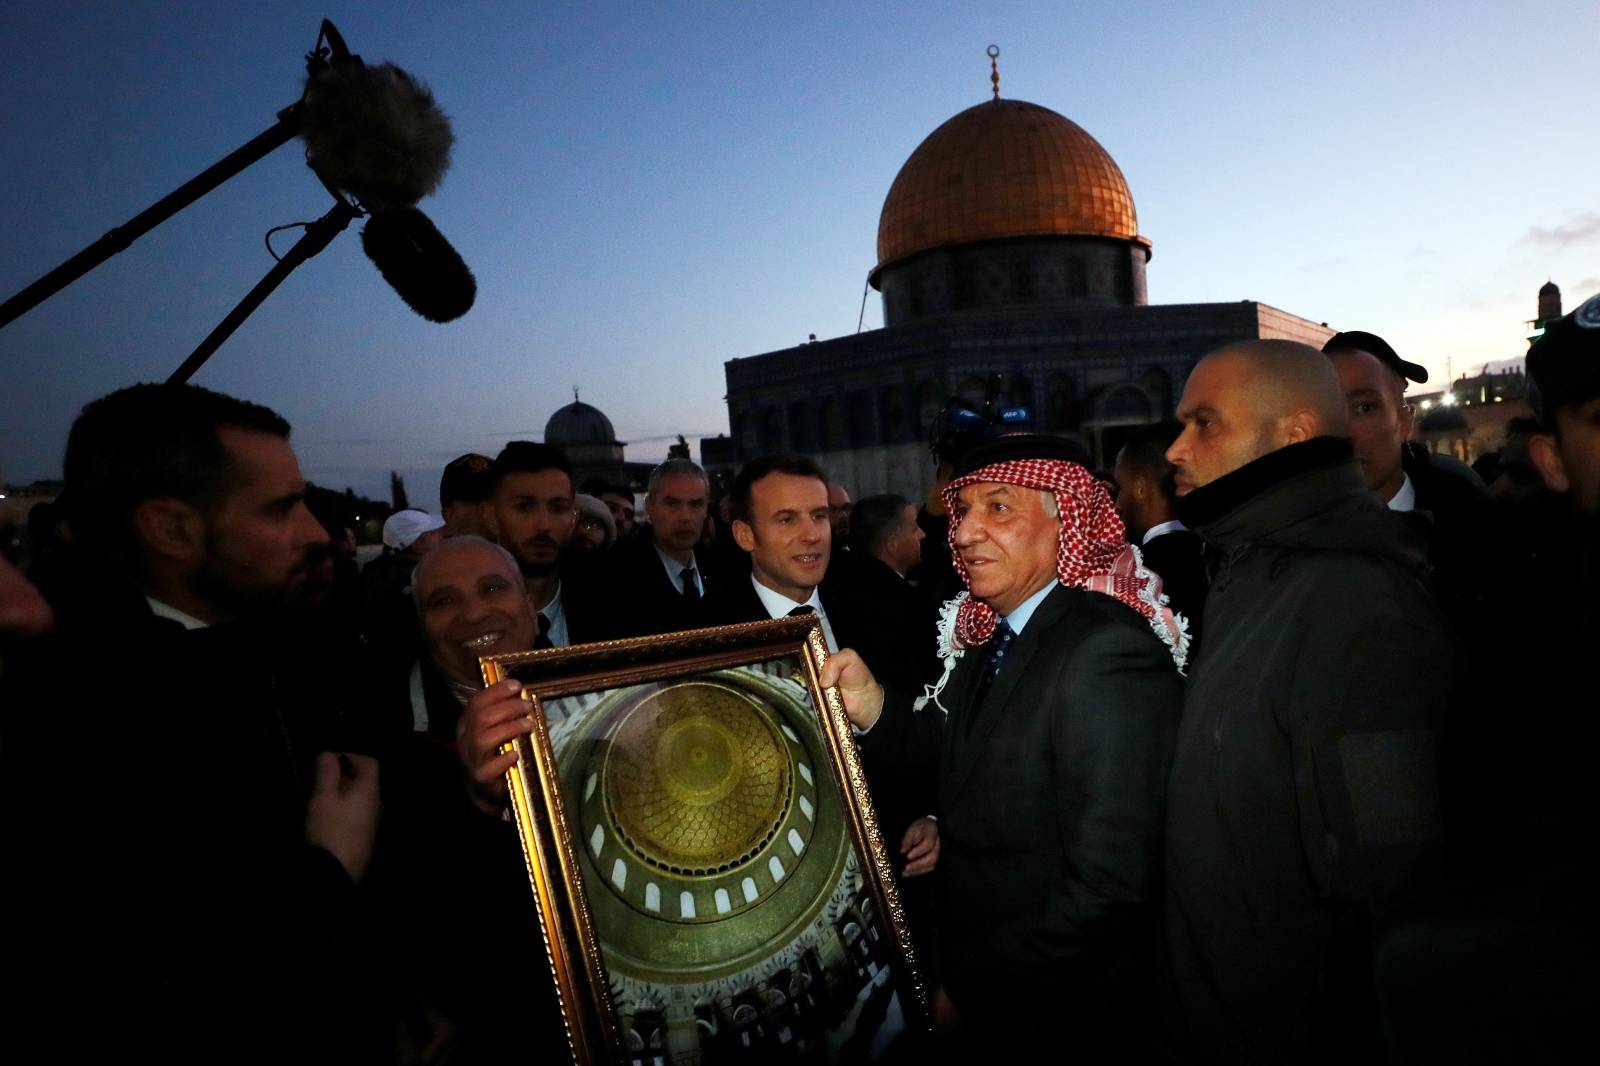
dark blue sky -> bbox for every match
[3,1,1596,508]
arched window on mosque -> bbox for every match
[733,412,756,457]
[846,392,874,448]
[787,401,816,451]
[956,375,987,409]
[1140,367,1172,415]
[1008,372,1035,418]
[915,381,943,436]
[1095,384,1153,422]
[760,407,784,452]
[878,387,910,444]
[1045,372,1079,430]
[818,397,845,451]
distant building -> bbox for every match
[723,59,1332,497]
[1410,282,1546,461]
[543,393,655,493]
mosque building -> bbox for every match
[542,390,656,493]
[721,52,1333,498]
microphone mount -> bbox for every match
[0,19,462,384]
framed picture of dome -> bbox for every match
[480,615,928,1065]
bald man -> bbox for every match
[1163,341,1458,1063]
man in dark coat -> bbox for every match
[822,434,1187,1054]
[588,458,719,639]
[1374,294,1600,1065]
[1163,341,1458,1063]
[1113,421,1208,644]
[1322,330,1494,624]
[0,383,385,1061]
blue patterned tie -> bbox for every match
[986,619,1015,681]
[965,619,1015,734]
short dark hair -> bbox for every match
[491,441,573,494]
[848,493,914,557]
[62,383,291,562]
[728,454,827,525]
[1115,422,1183,500]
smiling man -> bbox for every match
[709,453,839,642]
[822,434,1185,1054]
[1162,341,1457,1063]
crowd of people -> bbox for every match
[1,302,1596,1063]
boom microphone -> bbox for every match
[360,207,476,322]
[300,57,454,212]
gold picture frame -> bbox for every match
[480,616,929,1064]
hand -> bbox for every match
[932,985,959,1034]
[305,752,380,883]
[899,816,940,877]
[457,679,533,815]
[818,649,884,731]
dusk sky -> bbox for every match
[3,1,1596,509]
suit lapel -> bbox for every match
[946,585,1079,785]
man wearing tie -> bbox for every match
[821,434,1186,1054]
[589,459,716,639]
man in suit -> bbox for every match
[848,493,926,579]
[707,454,934,691]
[1,383,384,1058]
[592,459,716,639]
[1113,421,1207,642]
[821,434,1187,1052]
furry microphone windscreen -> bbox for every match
[360,208,476,322]
[300,61,453,211]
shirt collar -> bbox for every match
[653,540,698,579]
[537,580,563,620]
[1386,473,1416,513]
[750,573,822,619]
[1000,581,1055,637]
[145,596,209,631]
[1141,519,1187,545]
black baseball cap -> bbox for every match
[952,432,1091,478]
[1528,292,1600,416]
[1323,330,1429,385]
[440,452,494,506]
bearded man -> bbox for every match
[822,433,1187,1053]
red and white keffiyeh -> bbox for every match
[938,457,1189,672]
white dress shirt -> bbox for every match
[750,575,838,652]
[1141,519,1188,546]
[539,581,570,647]
[145,596,208,631]
[1386,474,1416,513]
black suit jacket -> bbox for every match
[580,534,716,641]
[1139,527,1208,649]
[702,554,936,693]
[865,583,1183,1036]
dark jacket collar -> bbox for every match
[1176,437,1370,552]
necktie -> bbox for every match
[534,613,554,650]
[985,619,1015,681]
[965,619,1015,734]
[787,605,815,617]
[680,567,700,602]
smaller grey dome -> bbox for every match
[546,400,619,446]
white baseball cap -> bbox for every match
[382,509,446,550]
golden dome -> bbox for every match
[601,681,796,877]
[875,98,1146,273]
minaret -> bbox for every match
[1538,280,1562,324]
